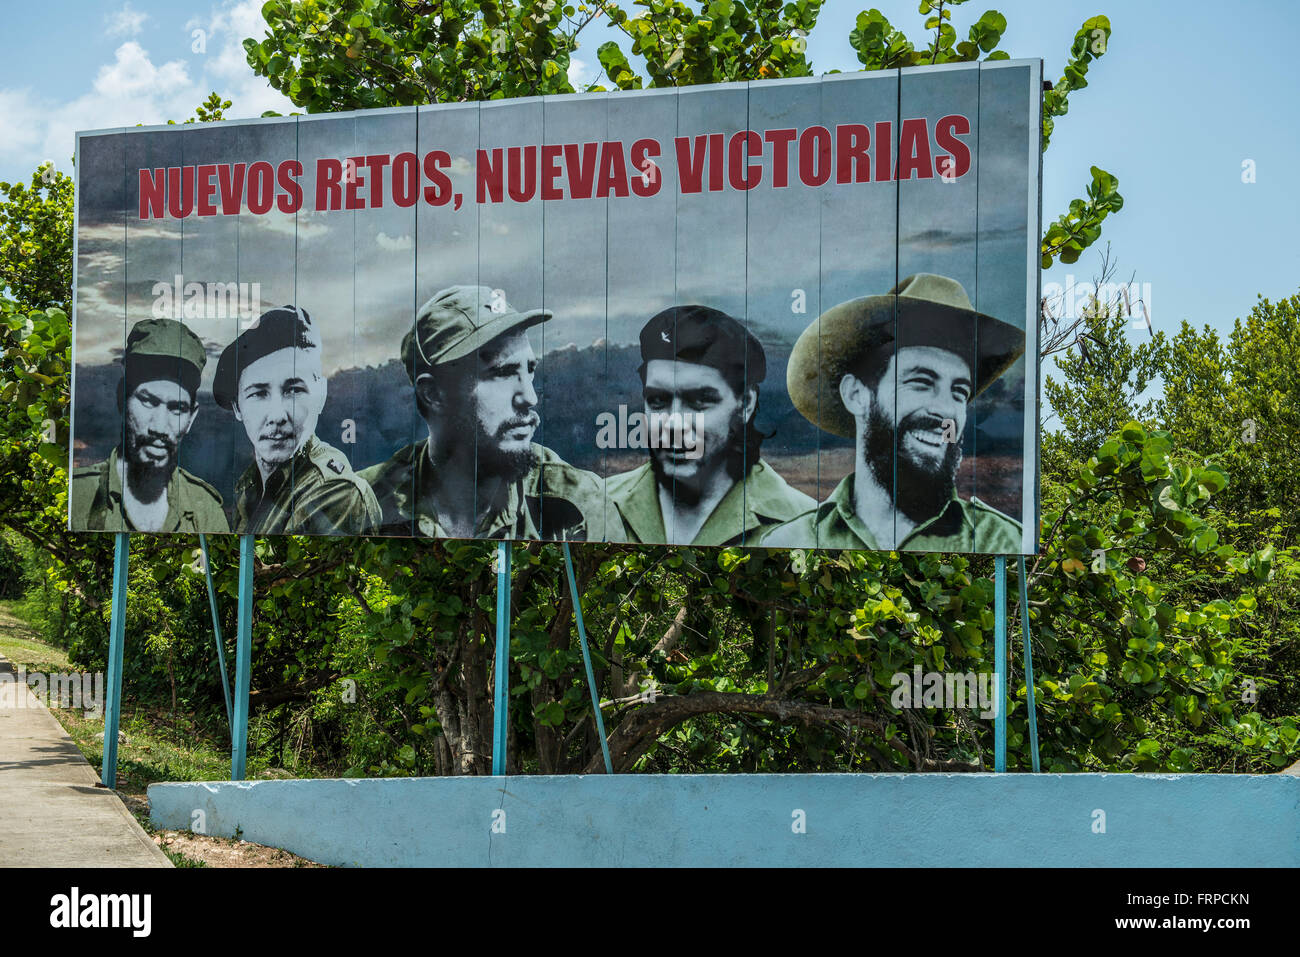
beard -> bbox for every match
[476,437,537,485]
[431,404,539,486]
[650,408,745,507]
[124,430,177,503]
[862,404,962,524]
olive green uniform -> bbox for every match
[233,435,380,535]
[70,448,230,533]
[757,473,1022,553]
[607,459,816,547]
[358,440,616,541]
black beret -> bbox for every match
[213,306,320,410]
[638,305,766,385]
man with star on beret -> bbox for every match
[212,305,380,535]
[606,304,814,546]
[70,317,229,533]
[760,273,1025,553]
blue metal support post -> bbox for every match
[199,534,233,727]
[1018,556,1041,772]
[231,535,255,780]
[492,541,512,776]
[100,533,129,789]
[994,555,1007,773]
[562,543,613,774]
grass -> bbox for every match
[0,600,71,673]
[1,599,327,867]
[0,598,321,786]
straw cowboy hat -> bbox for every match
[786,273,1026,439]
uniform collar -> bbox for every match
[614,460,783,546]
[105,445,195,532]
[410,439,536,539]
[238,434,319,500]
[824,474,971,548]
[612,463,667,543]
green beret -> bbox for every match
[402,285,550,379]
[122,317,207,400]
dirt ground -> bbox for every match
[119,793,325,868]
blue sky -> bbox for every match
[1,0,1297,349]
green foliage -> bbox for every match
[247,0,595,108]
[849,2,1007,69]
[0,165,74,313]
[1042,304,1165,471]
[1157,292,1300,535]
[168,91,235,125]
[1042,14,1110,149]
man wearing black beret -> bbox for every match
[606,304,814,546]
[70,317,228,533]
[212,305,380,535]
[760,274,1025,552]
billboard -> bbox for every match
[69,61,1042,553]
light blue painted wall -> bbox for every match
[148,773,1300,867]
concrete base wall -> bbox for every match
[147,773,1300,867]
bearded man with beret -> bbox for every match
[70,317,228,533]
[607,304,814,546]
[212,305,380,535]
[760,273,1025,552]
[359,284,612,541]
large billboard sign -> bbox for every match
[70,61,1042,553]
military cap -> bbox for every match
[122,317,208,400]
[402,285,551,379]
[637,304,766,384]
[787,273,1025,439]
[213,305,320,410]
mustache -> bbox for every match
[899,412,954,437]
[131,432,177,454]
[496,413,539,436]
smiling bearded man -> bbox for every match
[760,273,1025,552]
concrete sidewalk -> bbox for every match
[0,656,170,867]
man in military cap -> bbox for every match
[358,285,611,541]
[606,305,814,546]
[761,273,1026,553]
[213,305,380,535]
[70,317,228,533]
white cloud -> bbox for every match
[376,232,413,252]
[106,3,148,38]
[568,57,592,88]
[94,41,190,100]
[0,0,296,180]
[0,89,46,165]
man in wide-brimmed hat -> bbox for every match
[760,273,1024,552]
[359,284,612,541]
